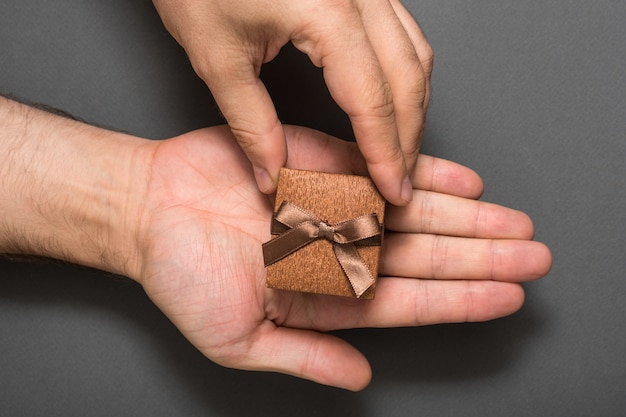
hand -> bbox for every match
[135,125,552,391]
[0,98,550,390]
[152,0,433,205]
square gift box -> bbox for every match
[263,168,386,299]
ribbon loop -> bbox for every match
[263,201,382,298]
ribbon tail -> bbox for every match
[262,221,318,266]
[333,243,375,298]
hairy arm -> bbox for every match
[0,96,152,276]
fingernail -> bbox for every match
[254,166,274,194]
[401,175,413,203]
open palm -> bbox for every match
[135,125,551,390]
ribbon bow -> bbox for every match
[262,201,382,298]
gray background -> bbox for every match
[1,0,625,416]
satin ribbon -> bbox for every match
[262,201,382,298]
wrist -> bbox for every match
[0,97,154,280]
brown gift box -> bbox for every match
[263,168,385,299]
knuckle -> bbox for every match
[521,212,536,240]
[188,57,212,82]
[405,65,429,106]
[431,235,448,279]
[404,135,422,162]
[392,55,429,110]
[488,240,499,281]
[299,338,323,377]
[361,135,404,167]
[419,191,436,233]
[464,281,475,322]
[413,280,428,326]
[472,203,486,238]
[421,44,435,74]
[229,123,266,153]
[228,117,284,168]
[361,79,396,119]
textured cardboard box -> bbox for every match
[263,168,385,299]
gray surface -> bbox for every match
[1,0,625,416]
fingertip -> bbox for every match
[461,163,485,198]
[377,181,411,207]
[542,243,554,275]
[347,363,373,392]
[401,175,414,204]
[479,282,526,320]
[207,68,287,195]
[368,162,412,206]
[231,120,286,195]
[415,154,485,198]
[241,326,373,390]
[502,283,526,316]
[529,241,553,280]
[313,336,372,391]
[254,165,277,194]
[376,181,409,207]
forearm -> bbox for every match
[0,96,153,278]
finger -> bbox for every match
[386,190,534,238]
[231,322,371,391]
[411,154,484,198]
[359,279,525,328]
[283,126,484,199]
[380,233,552,282]
[359,0,428,176]
[283,125,368,175]
[293,10,410,206]
[278,279,525,331]
[389,0,434,110]
[196,52,286,194]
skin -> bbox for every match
[151,0,434,205]
[0,97,552,390]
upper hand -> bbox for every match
[133,125,551,390]
[152,0,433,205]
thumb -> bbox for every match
[204,62,286,194]
[227,324,372,391]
